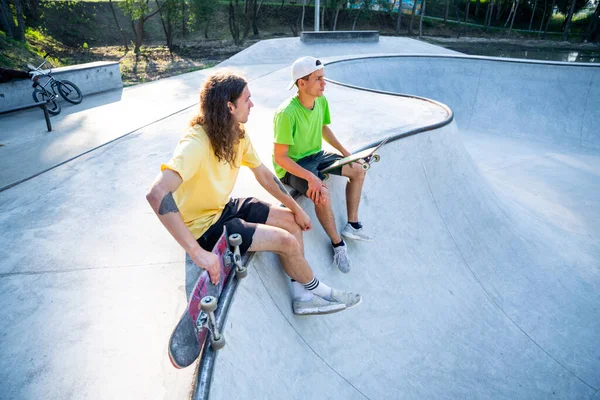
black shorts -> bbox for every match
[281,150,343,196]
[197,197,270,255]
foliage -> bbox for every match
[189,0,219,31]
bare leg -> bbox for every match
[248,208,313,284]
[341,163,367,222]
[313,186,342,244]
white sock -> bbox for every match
[291,280,312,301]
[303,277,332,299]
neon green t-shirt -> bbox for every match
[161,124,262,239]
[272,95,331,178]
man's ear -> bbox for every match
[227,101,235,114]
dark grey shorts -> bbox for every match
[281,150,343,196]
[197,197,270,255]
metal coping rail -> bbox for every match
[190,56,456,399]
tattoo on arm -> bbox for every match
[273,177,290,196]
[158,192,180,215]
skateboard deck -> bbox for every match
[168,226,244,369]
[320,137,390,179]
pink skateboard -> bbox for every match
[167,226,246,369]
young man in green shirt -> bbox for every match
[273,57,374,274]
[146,71,361,319]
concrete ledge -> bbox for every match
[301,30,379,43]
[0,61,122,112]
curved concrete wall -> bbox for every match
[326,56,600,149]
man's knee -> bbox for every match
[278,230,302,254]
[350,165,367,181]
[314,186,331,207]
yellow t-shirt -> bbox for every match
[161,124,262,239]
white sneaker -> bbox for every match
[341,223,374,242]
[333,244,351,273]
[327,289,362,310]
[293,295,346,315]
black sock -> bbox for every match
[349,221,362,230]
[332,239,345,248]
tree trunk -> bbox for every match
[508,0,519,35]
[504,0,514,28]
[0,0,14,38]
[465,0,471,22]
[243,0,252,40]
[444,0,450,24]
[475,0,480,19]
[528,0,537,30]
[585,1,600,41]
[333,5,341,31]
[484,0,491,27]
[488,0,496,28]
[14,0,25,41]
[109,0,129,51]
[252,0,259,35]
[321,3,325,30]
[409,0,418,35]
[204,20,210,39]
[455,0,462,37]
[419,0,427,37]
[562,0,577,41]
[155,0,170,50]
[542,0,555,38]
[181,0,186,37]
[396,1,403,33]
[133,18,145,54]
[229,0,240,45]
[352,6,361,30]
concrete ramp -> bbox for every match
[209,57,600,399]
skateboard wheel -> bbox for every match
[235,266,248,279]
[373,154,380,163]
[322,173,329,181]
[361,163,370,171]
[229,233,242,247]
[211,335,226,350]
[200,296,218,313]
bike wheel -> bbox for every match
[33,88,61,116]
[57,80,83,104]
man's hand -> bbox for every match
[190,248,221,285]
[294,209,312,231]
[306,173,324,204]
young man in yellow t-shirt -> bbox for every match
[146,71,361,316]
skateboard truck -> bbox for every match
[229,233,247,279]
[195,233,247,351]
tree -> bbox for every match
[120,0,165,54]
[542,0,556,37]
[189,0,218,39]
[109,0,129,51]
[508,0,520,35]
[229,0,241,45]
[584,0,600,41]
[464,0,471,23]
[444,0,450,23]
[396,0,404,33]
[528,0,538,30]
[155,0,179,52]
[561,0,577,40]
[419,0,427,36]
[409,0,419,34]
[0,0,15,39]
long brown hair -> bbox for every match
[190,71,247,166]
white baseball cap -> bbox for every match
[287,56,324,90]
